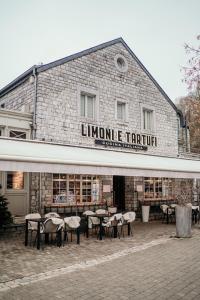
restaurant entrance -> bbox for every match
[113,176,125,211]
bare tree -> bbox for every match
[182,35,200,100]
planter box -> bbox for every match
[142,205,150,222]
[176,205,192,238]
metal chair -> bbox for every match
[37,217,64,248]
[64,216,81,244]
[25,213,41,245]
[122,211,136,236]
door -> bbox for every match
[4,171,29,216]
[113,176,125,211]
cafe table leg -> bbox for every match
[166,208,169,224]
[25,219,29,246]
[99,217,103,240]
[113,225,117,238]
[128,223,130,236]
[86,216,89,238]
[57,230,62,247]
[37,221,41,250]
[76,227,80,244]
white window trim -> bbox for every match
[114,54,128,72]
[77,86,99,122]
[8,127,30,139]
[0,126,5,136]
[115,99,129,124]
[6,171,26,192]
[140,104,156,134]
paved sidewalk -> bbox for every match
[0,222,200,299]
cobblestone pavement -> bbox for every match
[0,221,200,299]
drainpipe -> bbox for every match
[32,66,38,139]
[39,172,42,213]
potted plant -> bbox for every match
[175,182,192,238]
[0,194,13,228]
[141,201,150,223]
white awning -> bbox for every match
[0,137,200,178]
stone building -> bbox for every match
[0,38,198,216]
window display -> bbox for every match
[53,174,100,204]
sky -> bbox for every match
[1,0,200,102]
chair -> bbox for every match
[44,212,60,218]
[25,213,41,245]
[102,213,123,239]
[37,217,64,248]
[64,216,81,244]
[82,210,98,229]
[160,204,174,223]
[122,211,136,236]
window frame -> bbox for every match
[8,127,30,139]
[141,104,156,134]
[80,93,96,120]
[144,177,173,200]
[78,86,99,122]
[6,171,25,191]
[53,174,101,204]
[115,99,128,124]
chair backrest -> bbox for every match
[89,216,100,226]
[43,218,60,233]
[123,211,136,222]
[82,210,95,216]
[160,204,168,213]
[25,213,41,220]
[64,216,81,229]
[96,209,108,214]
[108,207,117,214]
[44,212,60,218]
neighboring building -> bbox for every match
[0,38,198,216]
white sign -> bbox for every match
[103,185,111,193]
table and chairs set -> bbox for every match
[160,203,200,224]
[25,208,136,249]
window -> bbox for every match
[143,109,153,131]
[144,177,173,199]
[117,101,126,122]
[7,172,24,190]
[9,130,27,139]
[114,54,128,72]
[53,174,100,204]
[80,94,96,119]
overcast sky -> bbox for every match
[1,0,199,102]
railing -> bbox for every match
[44,203,108,216]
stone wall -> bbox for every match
[125,176,144,211]
[29,173,113,212]
[0,78,34,113]
[34,42,179,157]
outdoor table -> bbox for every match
[25,217,62,250]
[86,213,109,240]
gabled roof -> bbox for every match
[0,37,184,125]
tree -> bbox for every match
[0,195,13,228]
[177,95,200,153]
[182,35,200,100]
[177,35,200,153]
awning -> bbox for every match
[0,137,200,178]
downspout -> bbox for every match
[39,172,42,213]
[32,66,38,139]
